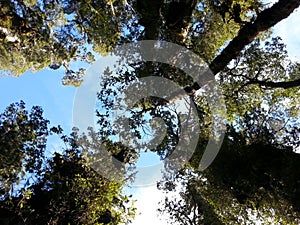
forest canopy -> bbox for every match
[0,0,300,224]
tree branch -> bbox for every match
[249,78,300,89]
[209,0,300,75]
[182,0,300,96]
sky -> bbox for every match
[0,2,299,225]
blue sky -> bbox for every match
[0,68,74,130]
[0,2,299,224]
[0,68,76,156]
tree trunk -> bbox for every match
[136,0,163,40]
[185,0,300,95]
[164,0,198,44]
[210,0,300,75]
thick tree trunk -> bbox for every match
[183,0,300,95]
[164,0,198,44]
[210,0,300,75]
[136,0,300,98]
[136,0,163,40]
[136,0,198,43]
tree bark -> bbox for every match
[136,0,164,40]
[182,0,300,95]
[136,0,300,98]
[164,0,198,44]
[249,78,300,89]
[209,0,300,75]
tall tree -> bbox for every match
[94,1,300,223]
[0,103,136,225]
[0,0,134,85]
[0,149,136,225]
[159,120,300,224]
[0,101,49,193]
[96,0,300,159]
[1,1,300,223]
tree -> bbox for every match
[0,0,74,76]
[218,36,300,123]
[0,0,134,85]
[96,0,300,156]
[159,123,300,224]
[127,2,300,223]
[156,36,300,224]
[1,0,299,88]
[2,0,300,223]
[0,101,49,194]
[0,103,136,225]
[0,149,136,225]
[210,0,300,74]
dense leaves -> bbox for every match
[1,0,300,224]
[0,0,135,85]
[0,101,49,193]
[0,149,135,225]
[159,124,300,225]
[0,103,136,225]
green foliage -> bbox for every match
[219,37,300,126]
[0,149,136,224]
[189,0,266,62]
[159,125,300,224]
[0,0,134,85]
[8,149,136,225]
[0,0,268,83]
[157,36,300,224]
[0,101,49,193]
[0,102,136,225]
[1,0,300,224]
